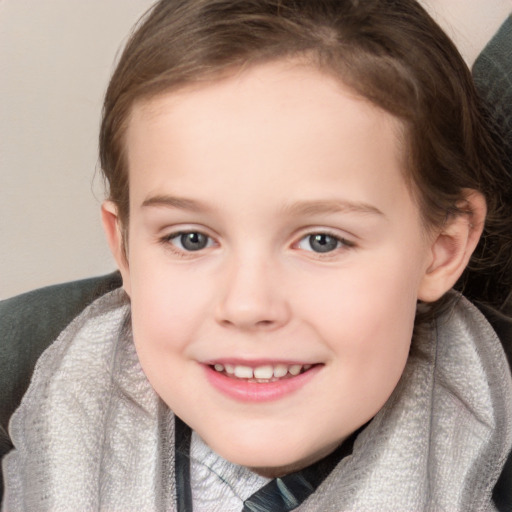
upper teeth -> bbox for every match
[213,363,312,379]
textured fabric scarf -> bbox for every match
[3,289,512,511]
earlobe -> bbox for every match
[101,201,131,296]
[418,190,486,302]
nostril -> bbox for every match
[219,318,276,330]
[256,319,274,327]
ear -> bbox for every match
[101,201,131,296]
[418,190,486,302]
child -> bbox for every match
[3,0,512,510]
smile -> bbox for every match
[204,361,321,402]
[211,363,313,382]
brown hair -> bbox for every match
[99,0,512,319]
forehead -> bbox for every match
[125,60,411,217]
[130,60,404,135]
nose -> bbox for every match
[215,256,291,331]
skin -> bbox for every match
[103,60,485,477]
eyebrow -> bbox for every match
[142,194,384,217]
[281,199,385,218]
[142,195,211,212]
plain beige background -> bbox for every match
[1,0,511,299]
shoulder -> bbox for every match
[0,272,122,501]
[475,300,512,370]
[0,272,122,432]
[473,300,512,511]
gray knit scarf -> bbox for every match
[3,289,512,511]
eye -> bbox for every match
[168,231,214,252]
[297,233,348,253]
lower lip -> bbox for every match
[203,364,321,402]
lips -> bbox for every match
[211,362,313,382]
[204,361,321,402]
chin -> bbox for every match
[204,433,301,470]
[201,429,342,478]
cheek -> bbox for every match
[126,250,215,374]
[297,249,422,390]
[299,250,421,333]
[127,273,211,409]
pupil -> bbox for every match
[181,232,207,251]
[310,234,338,253]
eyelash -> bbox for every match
[159,229,356,257]
[295,232,355,256]
[160,231,216,257]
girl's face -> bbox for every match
[114,61,438,476]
